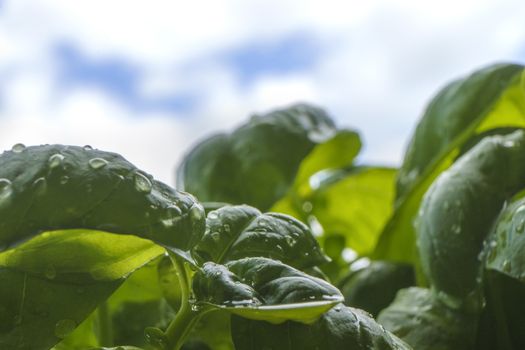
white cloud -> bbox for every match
[1,0,525,185]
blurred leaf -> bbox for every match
[192,257,343,324]
[232,305,411,350]
[339,261,414,316]
[177,104,360,211]
[374,63,525,263]
[378,287,477,350]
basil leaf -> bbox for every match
[484,193,525,282]
[232,305,411,350]
[339,261,414,316]
[192,205,328,269]
[0,229,163,350]
[416,130,525,311]
[192,257,343,324]
[378,287,477,350]
[375,63,525,263]
[0,145,205,262]
[177,104,348,211]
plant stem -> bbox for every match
[97,301,113,347]
[164,253,204,350]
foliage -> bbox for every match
[1,62,525,349]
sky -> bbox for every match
[0,0,524,185]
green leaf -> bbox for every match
[231,305,411,350]
[416,130,525,311]
[192,205,328,269]
[177,104,353,211]
[182,310,234,350]
[0,229,163,350]
[339,261,414,316]
[0,144,205,261]
[484,193,525,282]
[192,257,343,324]
[378,287,477,350]
[290,129,362,198]
[375,63,525,263]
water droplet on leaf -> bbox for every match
[32,177,47,195]
[0,178,13,203]
[45,265,56,279]
[54,319,76,339]
[134,172,152,193]
[88,157,108,169]
[82,145,93,151]
[11,143,25,153]
[144,327,168,349]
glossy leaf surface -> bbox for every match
[192,257,343,324]
[192,205,328,269]
[416,131,525,310]
[375,63,525,263]
[0,144,205,261]
[378,287,477,350]
[232,305,411,350]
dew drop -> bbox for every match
[165,205,182,217]
[285,236,296,247]
[33,177,47,195]
[208,211,219,220]
[302,201,313,213]
[190,203,204,221]
[11,143,25,153]
[451,224,461,235]
[88,157,108,169]
[516,220,525,234]
[211,232,220,242]
[0,178,13,203]
[45,264,56,280]
[502,260,512,273]
[223,224,231,234]
[144,327,168,349]
[54,319,76,339]
[60,176,69,185]
[48,154,64,168]
[82,145,93,151]
[134,172,152,193]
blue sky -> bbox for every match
[0,0,524,183]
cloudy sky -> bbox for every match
[1,0,524,185]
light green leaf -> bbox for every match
[0,230,163,350]
[375,63,525,263]
[0,144,205,262]
[192,257,343,324]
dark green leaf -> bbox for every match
[177,104,354,211]
[375,63,525,263]
[232,305,411,350]
[484,193,525,282]
[416,130,525,311]
[378,287,477,350]
[192,257,343,324]
[192,205,328,269]
[0,144,205,261]
[339,261,414,316]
